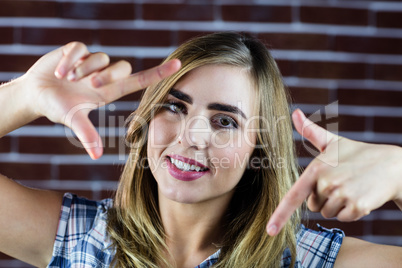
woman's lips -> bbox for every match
[166,155,209,181]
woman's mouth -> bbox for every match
[169,157,208,172]
[166,155,209,181]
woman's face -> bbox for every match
[147,64,257,205]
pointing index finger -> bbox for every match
[267,168,317,236]
[100,59,181,103]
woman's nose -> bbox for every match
[179,115,211,150]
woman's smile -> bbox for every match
[166,154,210,181]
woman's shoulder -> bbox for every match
[61,192,114,215]
[47,193,115,267]
[281,224,345,268]
[57,193,113,234]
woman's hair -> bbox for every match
[107,32,300,267]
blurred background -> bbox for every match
[0,0,401,266]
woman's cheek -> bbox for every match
[212,131,253,171]
[148,115,178,148]
[211,130,237,149]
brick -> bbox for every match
[0,0,58,17]
[296,133,338,159]
[117,90,144,102]
[373,116,402,133]
[338,89,402,107]
[295,61,367,79]
[295,115,337,158]
[99,189,116,200]
[56,189,114,200]
[335,36,402,55]
[27,117,55,126]
[65,190,95,200]
[0,136,11,153]
[0,27,13,44]
[61,2,136,20]
[296,140,317,158]
[0,259,34,268]
[0,252,12,260]
[19,137,85,155]
[21,28,95,45]
[0,55,39,72]
[88,109,132,127]
[142,58,165,71]
[378,201,401,211]
[177,31,215,45]
[289,87,329,105]
[302,111,338,129]
[303,218,365,236]
[103,136,130,156]
[373,220,402,236]
[59,190,116,200]
[0,163,51,180]
[338,115,366,132]
[56,190,100,200]
[300,6,368,26]
[373,64,402,82]
[259,33,330,50]
[275,60,293,77]
[376,11,402,29]
[19,135,128,155]
[222,5,291,22]
[0,260,34,268]
[58,164,122,181]
[99,30,171,47]
[143,4,213,21]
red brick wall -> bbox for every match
[0,0,401,266]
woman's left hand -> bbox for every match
[266,109,402,236]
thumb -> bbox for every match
[63,105,103,159]
[292,109,337,153]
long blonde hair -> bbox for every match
[107,32,300,267]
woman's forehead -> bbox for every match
[172,65,257,116]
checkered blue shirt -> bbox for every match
[48,193,344,267]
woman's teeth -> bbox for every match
[170,157,207,172]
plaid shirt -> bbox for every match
[48,193,344,268]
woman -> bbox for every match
[0,32,401,267]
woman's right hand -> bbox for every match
[18,42,181,159]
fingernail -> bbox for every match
[67,70,76,81]
[55,66,66,79]
[267,224,278,236]
[88,146,103,160]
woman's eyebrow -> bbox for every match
[169,88,247,119]
[208,103,247,119]
[169,88,192,104]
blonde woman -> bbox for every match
[0,32,401,267]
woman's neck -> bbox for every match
[158,190,233,267]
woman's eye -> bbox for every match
[165,101,186,114]
[212,115,238,129]
[220,118,231,126]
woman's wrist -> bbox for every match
[0,75,41,137]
